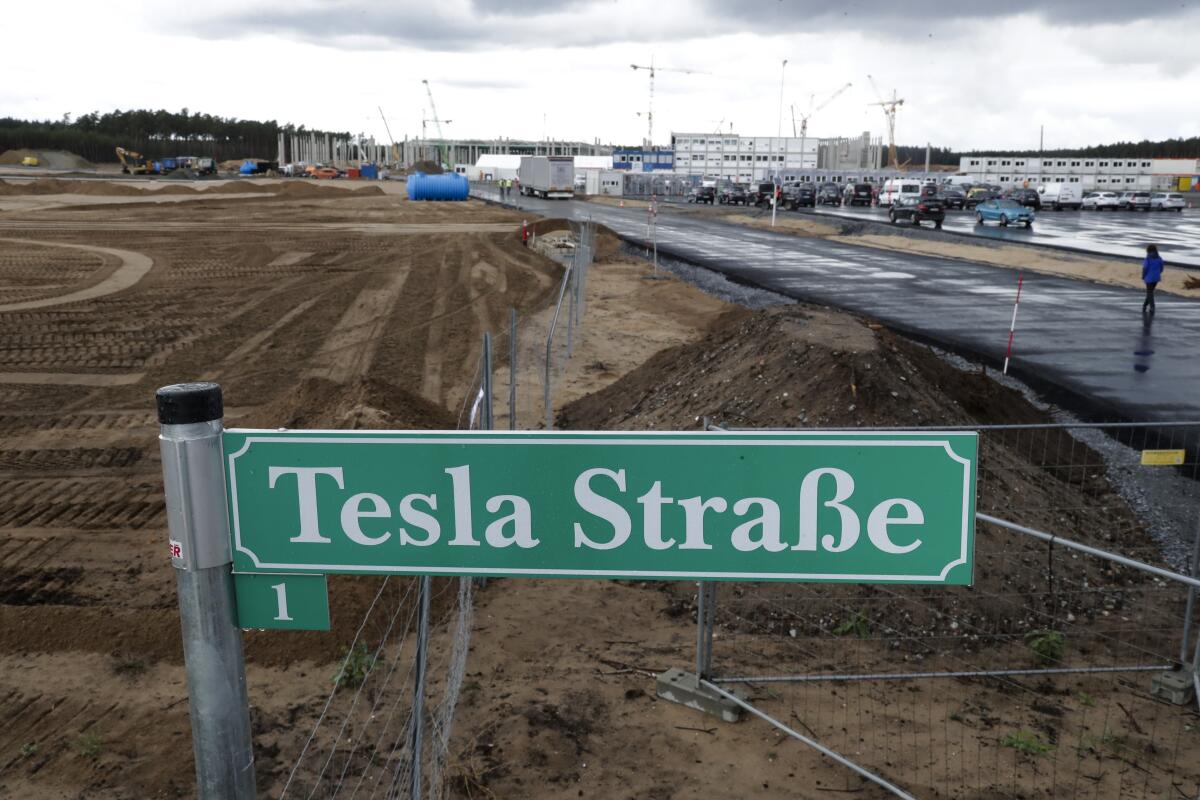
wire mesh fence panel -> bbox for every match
[698,422,1200,798]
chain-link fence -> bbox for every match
[692,420,1200,799]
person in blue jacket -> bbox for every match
[1142,244,1164,315]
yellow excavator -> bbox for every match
[115,146,153,175]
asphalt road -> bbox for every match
[647,196,1200,268]
[481,187,1200,423]
[809,203,1200,268]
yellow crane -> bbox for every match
[630,57,708,146]
[866,75,904,170]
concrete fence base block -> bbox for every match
[1151,670,1196,705]
[656,668,744,722]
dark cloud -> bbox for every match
[702,0,1195,32]
[469,0,585,12]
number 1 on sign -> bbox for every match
[234,574,329,631]
[271,582,293,621]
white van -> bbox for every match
[879,178,922,207]
[1037,183,1083,210]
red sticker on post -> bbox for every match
[169,540,182,559]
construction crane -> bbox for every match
[630,57,707,146]
[867,74,904,170]
[421,79,453,167]
[793,82,853,140]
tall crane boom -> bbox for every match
[867,74,904,170]
[797,82,853,138]
[630,57,708,146]
[421,79,446,141]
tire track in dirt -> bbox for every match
[0,237,153,312]
[305,257,413,384]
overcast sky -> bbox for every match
[4,1,1198,151]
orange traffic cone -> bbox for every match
[619,199,624,207]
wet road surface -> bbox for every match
[481,187,1200,423]
[806,203,1200,267]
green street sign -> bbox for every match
[224,430,977,584]
[234,573,330,630]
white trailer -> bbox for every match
[519,156,575,199]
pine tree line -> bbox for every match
[0,109,351,163]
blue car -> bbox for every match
[975,198,1034,228]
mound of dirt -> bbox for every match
[558,305,1163,662]
[0,149,93,169]
[235,376,457,431]
[528,219,623,262]
[558,305,1043,431]
[409,160,444,174]
[0,178,145,196]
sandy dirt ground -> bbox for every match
[0,180,744,798]
[2,177,1197,799]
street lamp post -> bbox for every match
[773,58,788,227]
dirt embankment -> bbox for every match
[0,149,93,169]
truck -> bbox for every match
[518,156,574,199]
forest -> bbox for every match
[0,109,350,163]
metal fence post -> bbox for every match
[482,332,494,431]
[410,575,431,799]
[508,309,517,431]
[156,382,256,800]
[544,264,572,430]
[695,582,716,679]
[1180,513,1200,665]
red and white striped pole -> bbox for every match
[1003,271,1024,375]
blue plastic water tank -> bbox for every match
[407,172,469,201]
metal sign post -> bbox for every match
[157,382,256,799]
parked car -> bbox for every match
[937,187,966,210]
[965,187,1000,209]
[1037,183,1082,210]
[889,195,945,228]
[783,182,816,209]
[687,186,716,204]
[1150,192,1186,212]
[312,167,340,179]
[975,198,1034,228]
[1122,191,1152,211]
[1081,191,1121,211]
[718,184,749,205]
[816,183,842,206]
[751,182,779,207]
[842,182,875,207]
[1005,188,1042,210]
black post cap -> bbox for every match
[156,382,224,425]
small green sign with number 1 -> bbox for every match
[234,574,330,630]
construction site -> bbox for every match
[2,6,1200,791]
[0,141,1198,800]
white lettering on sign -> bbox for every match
[269,466,345,543]
[263,463,928,557]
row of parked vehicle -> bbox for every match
[1079,191,1187,212]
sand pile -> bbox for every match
[0,149,93,169]
[558,305,1042,431]
[559,304,1160,657]
[0,178,144,196]
[236,376,456,431]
